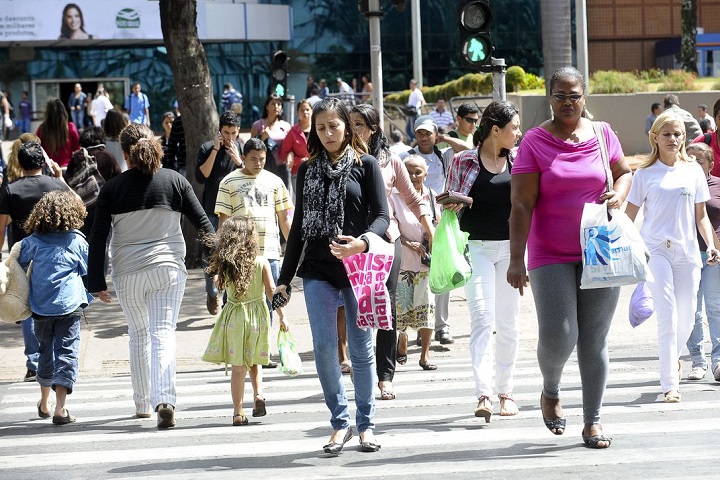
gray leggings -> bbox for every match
[529,262,620,424]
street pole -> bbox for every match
[411,0,422,86]
[576,0,589,82]
[492,58,507,102]
[368,0,385,128]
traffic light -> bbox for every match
[458,1,493,69]
[269,50,288,98]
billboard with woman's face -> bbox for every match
[0,0,291,44]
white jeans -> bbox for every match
[646,242,700,393]
[113,265,187,414]
[464,240,520,398]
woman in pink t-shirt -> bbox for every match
[508,67,632,449]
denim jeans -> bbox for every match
[303,278,376,433]
[204,214,220,298]
[21,317,40,371]
[33,310,82,394]
[687,253,720,370]
[71,109,85,129]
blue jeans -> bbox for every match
[303,278,376,432]
[204,214,220,297]
[22,317,40,371]
[33,310,82,394]
[687,253,720,370]
[71,109,85,129]
[17,118,31,134]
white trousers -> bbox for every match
[113,265,187,414]
[464,240,520,398]
[646,243,700,393]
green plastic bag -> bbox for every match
[429,209,472,294]
[277,330,303,376]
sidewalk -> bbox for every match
[0,266,657,382]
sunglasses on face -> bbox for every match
[551,93,584,103]
[463,117,479,124]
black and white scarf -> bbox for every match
[302,147,355,240]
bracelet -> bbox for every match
[212,148,219,152]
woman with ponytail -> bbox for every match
[86,124,213,429]
[445,100,523,423]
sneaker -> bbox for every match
[713,364,720,382]
[206,294,220,315]
[687,366,706,380]
[24,369,36,382]
[156,403,176,429]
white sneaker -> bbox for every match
[687,366,706,380]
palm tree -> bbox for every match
[540,0,572,93]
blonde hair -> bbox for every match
[640,111,693,169]
[6,133,41,182]
[206,216,259,300]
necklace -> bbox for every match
[481,154,504,173]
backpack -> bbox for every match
[66,148,105,208]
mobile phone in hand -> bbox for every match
[272,285,292,310]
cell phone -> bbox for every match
[271,285,291,310]
[42,148,53,169]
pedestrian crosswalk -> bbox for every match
[1,349,719,479]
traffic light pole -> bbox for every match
[491,57,506,102]
[366,0,385,129]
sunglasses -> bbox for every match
[551,93,584,103]
[463,117,479,124]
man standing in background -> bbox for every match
[124,82,151,127]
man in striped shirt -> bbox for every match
[430,98,456,132]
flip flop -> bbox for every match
[340,363,352,375]
[52,410,76,425]
[419,360,437,371]
[37,400,51,419]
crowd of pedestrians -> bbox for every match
[3,66,720,456]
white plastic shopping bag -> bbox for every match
[580,202,649,289]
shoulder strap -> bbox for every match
[428,188,437,225]
[704,132,713,145]
[592,121,612,193]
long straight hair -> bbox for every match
[307,97,366,164]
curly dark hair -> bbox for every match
[206,215,259,299]
[24,190,86,234]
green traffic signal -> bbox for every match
[274,83,285,97]
[463,35,491,65]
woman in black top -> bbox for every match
[445,101,523,423]
[275,98,388,453]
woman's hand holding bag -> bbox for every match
[429,209,472,294]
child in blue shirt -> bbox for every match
[18,190,92,425]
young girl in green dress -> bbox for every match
[202,215,288,426]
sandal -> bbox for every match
[664,390,681,403]
[582,427,612,449]
[378,382,396,400]
[419,360,437,371]
[498,393,519,416]
[396,332,408,365]
[340,362,352,375]
[540,393,565,435]
[252,394,267,417]
[233,413,248,426]
[474,395,492,423]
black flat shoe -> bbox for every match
[540,394,565,435]
[359,432,381,452]
[37,401,51,419]
[52,410,76,425]
[323,427,353,455]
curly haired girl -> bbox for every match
[202,215,288,426]
[18,189,93,425]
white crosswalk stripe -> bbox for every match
[1,352,719,478]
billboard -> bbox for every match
[0,0,292,44]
